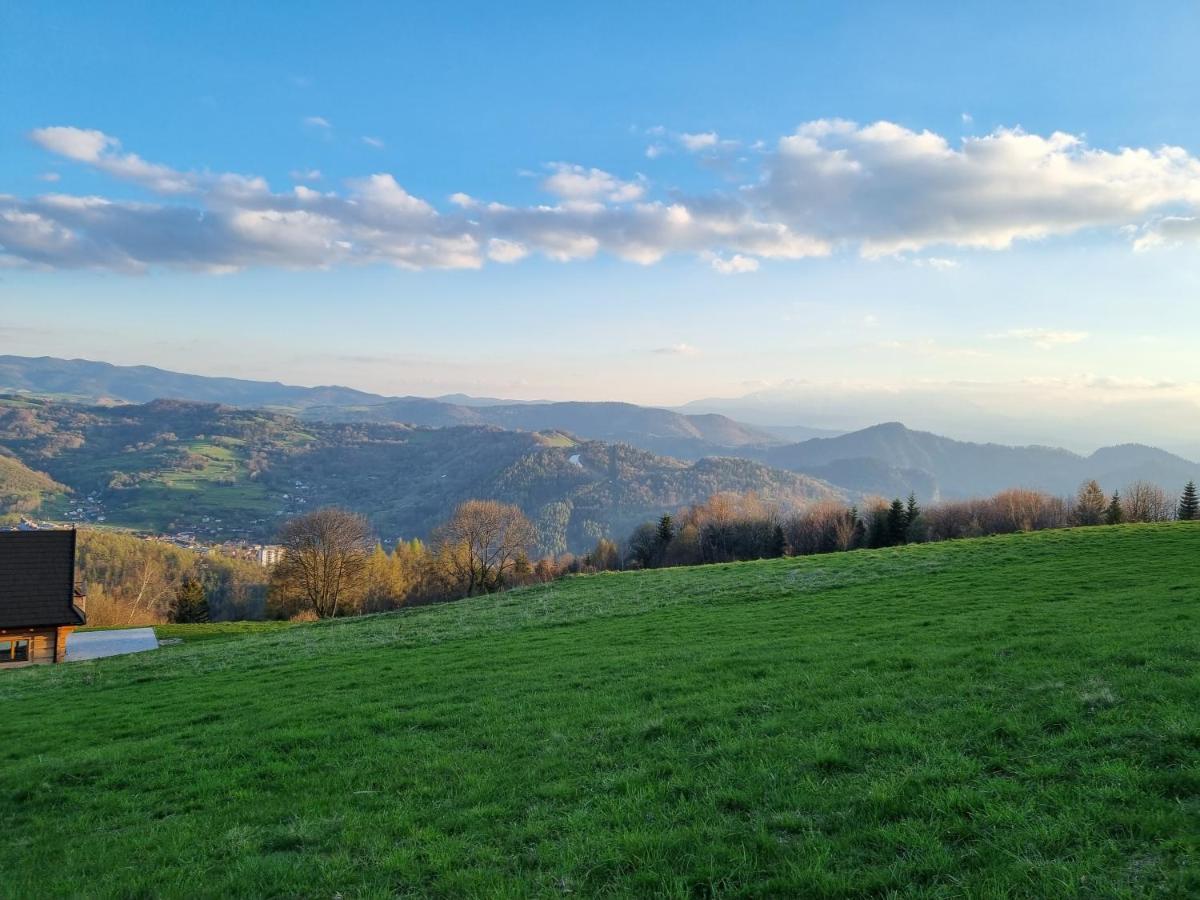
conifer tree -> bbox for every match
[1179,481,1199,521]
[172,576,210,624]
[904,492,921,541]
[656,514,675,547]
[905,492,921,526]
[1074,480,1107,526]
[769,523,787,558]
[886,498,908,546]
[1105,491,1124,526]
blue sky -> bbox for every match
[3,2,1200,449]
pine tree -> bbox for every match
[886,498,908,546]
[769,523,787,558]
[904,492,921,541]
[1105,491,1124,526]
[1179,481,1199,521]
[172,576,210,624]
[656,514,675,546]
[905,492,921,526]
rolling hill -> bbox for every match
[0,396,837,552]
[301,399,779,459]
[766,421,1200,500]
[0,354,382,409]
[0,450,68,518]
[3,525,1198,895]
[0,355,782,460]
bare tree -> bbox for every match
[1123,481,1173,523]
[434,500,535,596]
[276,508,372,618]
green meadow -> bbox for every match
[2,525,1199,897]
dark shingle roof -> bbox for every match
[0,530,84,628]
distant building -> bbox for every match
[0,530,86,668]
[256,544,285,567]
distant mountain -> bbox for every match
[433,393,549,407]
[0,355,383,410]
[0,396,839,553]
[765,422,1199,500]
[754,424,846,443]
[303,399,781,459]
[0,356,782,460]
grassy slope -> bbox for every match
[3,525,1200,897]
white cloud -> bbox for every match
[912,256,959,269]
[290,168,322,182]
[709,253,759,274]
[362,136,385,148]
[961,112,973,125]
[541,163,645,203]
[303,116,331,129]
[30,126,201,194]
[30,126,113,161]
[38,172,61,182]
[992,328,1089,350]
[680,131,719,152]
[1135,215,1200,251]
[486,238,528,263]
[651,343,699,355]
[758,119,1200,257]
[9,119,1200,274]
[644,144,667,159]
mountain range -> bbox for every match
[763,422,1199,500]
[0,395,837,553]
[0,356,782,461]
[1,355,1196,514]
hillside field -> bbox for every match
[3,525,1199,896]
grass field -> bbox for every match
[3,525,1199,897]
[78,621,294,644]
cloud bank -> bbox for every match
[4,120,1200,273]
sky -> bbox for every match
[3,1,1200,451]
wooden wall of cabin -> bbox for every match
[0,626,67,667]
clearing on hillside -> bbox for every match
[2,525,1199,897]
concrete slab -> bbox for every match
[66,628,159,662]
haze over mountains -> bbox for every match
[1,355,1197,514]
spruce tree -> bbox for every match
[904,492,921,541]
[172,576,210,624]
[1105,491,1124,526]
[1179,481,1199,521]
[886,498,908,546]
[905,492,921,525]
[769,523,787,558]
[656,514,675,546]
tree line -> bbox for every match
[74,530,268,625]
[610,478,1200,573]
[77,477,1198,624]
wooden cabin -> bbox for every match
[0,529,86,668]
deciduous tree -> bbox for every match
[1073,480,1107,526]
[276,507,372,618]
[434,500,535,596]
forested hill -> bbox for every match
[0,355,780,460]
[300,399,779,459]
[0,355,384,409]
[765,421,1200,499]
[0,396,839,553]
